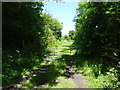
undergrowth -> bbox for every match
[74,57,119,88]
[2,48,45,87]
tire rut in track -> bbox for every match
[63,59,88,88]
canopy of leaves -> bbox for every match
[2,2,62,87]
[41,13,62,40]
[3,2,46,52]
[74,2,120,88]
[74,2,120,59]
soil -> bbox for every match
[72,74,88,88]
[63,60,88,88]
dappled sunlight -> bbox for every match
[2,1,119,89]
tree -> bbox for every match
[42,13,62,40]
[74,2,120,88]
[62,35,70,41]
[74,2,120,59]
[2,2,47,57]
[68,30,76,40]
[2,2,62,87]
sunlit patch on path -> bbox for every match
[72,74,88,88]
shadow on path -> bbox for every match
[57,54,88,88]
[3,60,61,89]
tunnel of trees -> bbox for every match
[2,1,120,88]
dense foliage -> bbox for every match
[75,2,120,58]
[3,2,46,56]
[2,2,62,87]
[74,2,120,88]
[41,13,62,41]
[2,1,120,88]
[68,30,76,40]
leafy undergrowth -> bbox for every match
[73,57,119,88]
[2,49,45,87]
[83,64,118,88]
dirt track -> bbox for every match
[72,74,88,88]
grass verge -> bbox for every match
[73,57,119,88]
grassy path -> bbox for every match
[44,40,88,88]
[4,40,88,89]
